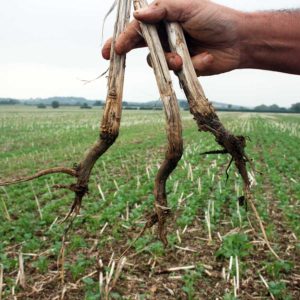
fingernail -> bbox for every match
[134,8,148,15]
[147,54,153,67]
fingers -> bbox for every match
[146,51,216,76]
[166,52,183,72]
[104,37,217,77]
[134,0,190,23]
[147,52,183,72]
[102,37,113,60]
[134,4,167,23]
[102,0,194,59]
[102,0,188,59]
[115,20,146,55]
[102,20,146,59]
[191,52,215,76]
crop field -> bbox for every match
[0,106,299,299]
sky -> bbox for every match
[0,0,300,107]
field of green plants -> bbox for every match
[0,106,299,299]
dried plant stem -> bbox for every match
[259,274,276,300]
[17,252,26,289]
[0,0,132,218]
[0,264,3,300]
[0,188,11,221]
[60,0,132,216]
[110,257,127,291]
[165,22,250,188]
[165,22,280,259]
[133,0,183,246]
[246,190,280,259]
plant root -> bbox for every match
[154,149,182,246]
[0,167,76,187]
[119,213,159,259]
[0,0,132,224]
[166,22,280,259]
[133,0,183,246]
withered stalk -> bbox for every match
[0,0,132,218]
[165,22,279,259]
[70,0,132,214]
[133,0,183,246]
[166,22,250,189]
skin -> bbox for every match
[102,0,300,76]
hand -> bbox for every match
[102,0,245,76]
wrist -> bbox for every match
[236,10,300,74]
[236,12,259,69]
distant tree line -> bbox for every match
[36,101,93,109]
[0,99,21,105]
[290,103,300,113]
[1,97,299,113]
[209,103,300,113]
[249,103,300,113]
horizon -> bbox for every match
[1,95,298,109]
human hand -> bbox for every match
[102,0,245,76]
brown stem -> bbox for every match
[133,0,183,246]
[166,22,280,259]
[0,167,76,187]
[63,0,132,215]
[165,22,250,187]
[0,0,132,219]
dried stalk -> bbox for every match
[156,264,212,275]
[0,264,3,300]
[133,0,183,245]
[259,274,276,300]
[0,188,11,221]
[17,252,26,289]
[68,0,132,215]
[165,22,280,259]
[0,0,132,218]
[165,22,250,188]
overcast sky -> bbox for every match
[0,0,299,107]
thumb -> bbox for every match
[191,52,216,76]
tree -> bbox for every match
[268,104,281,111]
[37,103,46,109]
[290,102,300,113]
[93,101,103,106]
[254,104,269,111]
[0,99,20,105]
[178,100,189,110]
[80,103,92,109]
[51,101,60,109]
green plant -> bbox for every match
[83,277,101,300]
[0,109,299,298]
[32,256,49,273]
[147,241,165,257]
[182,266,204,300]
[66,255,93,281]
[216,233,252,259]
[223,293,238,300]
[269,281,292,300]
[265,260,293,279]
[69,235,87,251]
